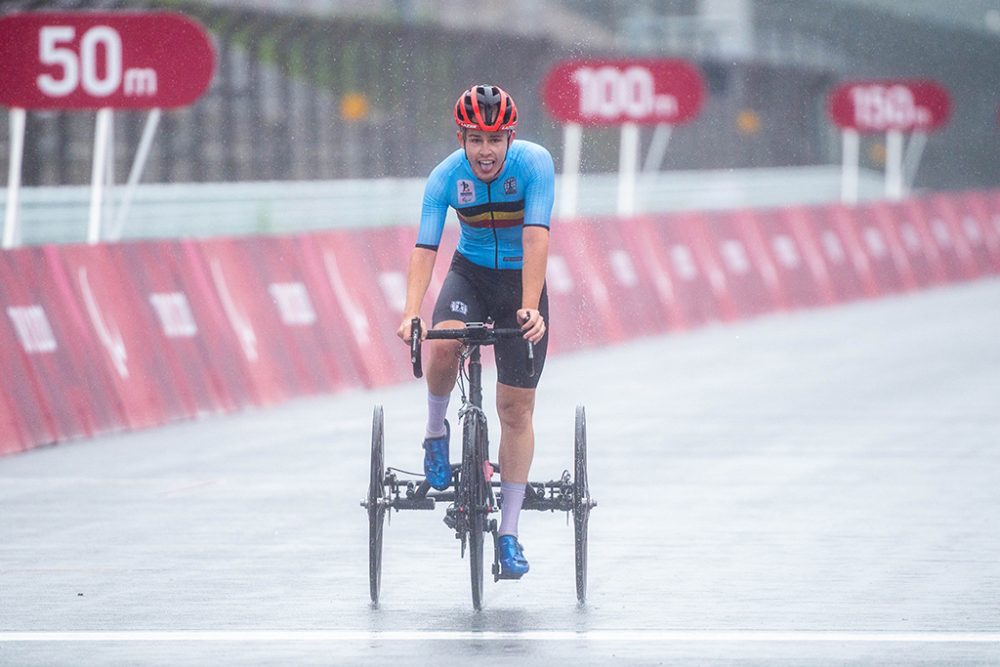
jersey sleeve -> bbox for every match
[522,144,556,230]
[416,160,452,251]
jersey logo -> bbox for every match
[457,180,475,204]
[450,300,469,315]
[504,177,517,195]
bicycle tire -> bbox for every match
[368,405,386,605]
[573,405,591,603]
[463,413,487,610]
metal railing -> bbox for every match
[2,166,884,245]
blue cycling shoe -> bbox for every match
[422,420,451,491]
[498,535,530,578]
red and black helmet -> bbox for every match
[454,84,518,132]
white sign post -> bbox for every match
[617,122,640,217]
[884,128,905,200]
[87,108,113,244]
[3,107,26,249]
[840,128,860,205]
[559,122,582,218]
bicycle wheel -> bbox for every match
[573,405,591,603]
[462,413,487,610]
[368,405,386,605]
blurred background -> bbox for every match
[2,0,1000,241]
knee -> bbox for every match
[427,339,461,368]
[497,393,534,429]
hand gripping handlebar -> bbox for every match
[410,318,534,379]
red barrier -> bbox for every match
[4,189,1000,457]
[117,243,230,416]
[884,199,948,287]
[173,239,260,409]
[0,250,62,451]
[805,206,870,303]
[309,229,412,387]
[626,216,690,331]
[4,246,133,440]
[554,219,629,346]
[195,238,319,401]
[546,222,595,353]
[912,196,976,282]
[643,212,731,327]
[830,204,905,295]
[56,244,195,428]
[774,206,839,306]
[592,217,676,337]
[928,194,993,278]
[959,192,1000,272]
[701,209,783,316]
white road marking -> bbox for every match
[1,630,998,643]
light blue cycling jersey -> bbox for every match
[416,140,555,270]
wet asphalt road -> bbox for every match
[2,279,1000,665]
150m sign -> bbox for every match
[828,80,951,133]
[0,12,214,109]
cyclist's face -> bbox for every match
[459,129,514,182]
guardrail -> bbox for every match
[1,166,884,245]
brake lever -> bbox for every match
[410,317,423,378]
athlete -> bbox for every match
[396,84,555,579]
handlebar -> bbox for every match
[410,318,534,380]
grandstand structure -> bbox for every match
[1,0,998,239]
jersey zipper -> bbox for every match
[487,181,499,269]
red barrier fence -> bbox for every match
[2,190,999,455]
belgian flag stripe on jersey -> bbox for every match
[457,199,525,229]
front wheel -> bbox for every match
[462,413,488,610]
[573,405,592,603]
[367,405,386,605]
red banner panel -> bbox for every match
[803,206,870,303]
[926,194,992,279]
[0,251,61,451]
[55,244,196,428]
[752,210,833,308]
[308,229,412,387]
[643,212,731,327]
[624,216,691,332]
[3,246,132,440]
[553,220,630,346]
[959,192,1000,272]
[700,210,784,316]
[194,238,320,401]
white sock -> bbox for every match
[499,481,527,537]
[425,392,450,439]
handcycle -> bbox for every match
[362,318,596,610]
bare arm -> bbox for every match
[396,246,438,342]
[518,225,549,342]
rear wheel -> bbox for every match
[463,414,487,610]
[573,405,591,603]
[367,405,386,605]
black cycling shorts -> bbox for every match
[432,252,549,389]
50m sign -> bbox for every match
[0,12,214,109]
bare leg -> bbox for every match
[496,384,536,484]
[425,319,464,396]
